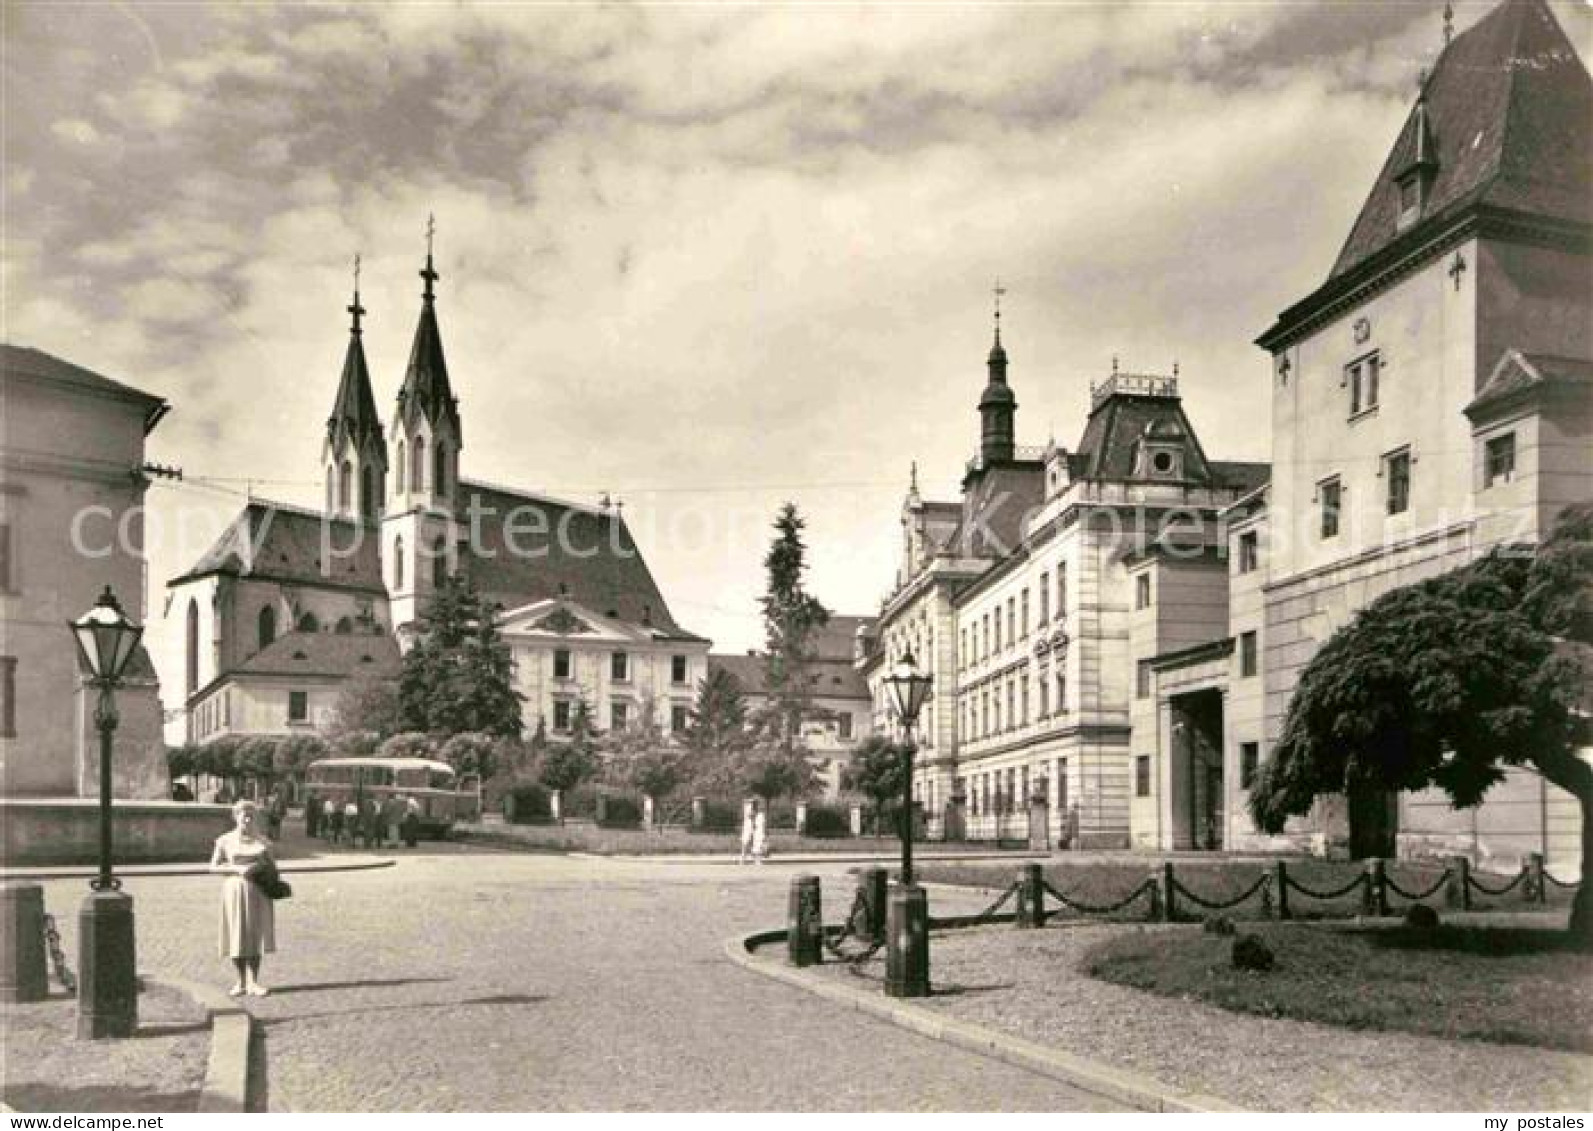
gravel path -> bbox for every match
[26,848,1119,1111]
[822,919,1593,1112]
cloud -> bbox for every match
[49,117,100,145]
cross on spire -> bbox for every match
[420,213,439,300]
[993,278,1006,343]
[1443,1,1454,46]
[347,253,365,335]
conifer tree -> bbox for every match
[398,572,524,738]
[760,503,830,753]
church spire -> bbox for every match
[324,254,387,521]
[398,214,461,438]
[978,280,1016,464]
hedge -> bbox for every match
[598,793,643,829]
[504,782,553,825]
[803,804,850,839]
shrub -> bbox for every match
[598,793,643,829]
[803,804,849,838]
[1231,933,1275,972]
[697,798,740,832]
[504,781,552,825]
[1202,914,1236,937]
[767,801,798,830]
[564,785,599,821]
[1404,903,1440,931]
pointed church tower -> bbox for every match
[322,258,388,523]
[384,219,466,635]
[978,286,1016,464]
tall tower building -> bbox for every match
[321,260,388,524]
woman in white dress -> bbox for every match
[751,803,769,864]
[210,799,277,997]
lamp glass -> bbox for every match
[71,589,142,684]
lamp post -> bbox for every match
[69,586,143,1039]
[882,649,932,998]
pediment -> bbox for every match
[498,599,646,643]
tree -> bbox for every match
[598,697,665,787]
[760,503,830,752]
[379,731,438,761]
[628,749,685,803]
[540,741,598,794]
[327,672,402,746]
[274,735,327,787]
[845,735,910,834]
[682,667,749,756]
[398,573,524,738]
[1251,505,1593,945]
[741,741,814,801]
[439,731,501,781]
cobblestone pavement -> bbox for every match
[32,845,1123,1112]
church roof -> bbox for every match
[707,652,871,703]
[1330,0,1591,281]
[233,630,401,680]
[3,343,170,433]
[454,479,704,641]
[170,500,386,593]
[397,255,462,437]
[326,308,385,458]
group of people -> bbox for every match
[738,802,769,865]
[303,792,422,849]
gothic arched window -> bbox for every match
[433,536,447,587]
[339,460,353,511]
[335,616,353,635]
[298,611,320,633]
[185,598,199,695]
[361,464,375,519]
[394,536,405,590]
[325,466,335,513]
[258,605,276,651]
[395,443,406,499]
[434,441,447,498]
[413,436,426,492]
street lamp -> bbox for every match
[69,586,143,1039]
[881,648,932,998]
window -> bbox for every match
[671,654,688,684]
[1038,573,1050,624]
[671,705,689,732]
[186,599,199,695]
[1038,670,1050,717]
[1484,433,1516,488]
[1346,353,1380,416]
[992,689,1002,733]
[335,617,353,635]
[982,614,990,660]
[288,691,308,722]
[611,652,629,681]
[1237,531,1258,574]
[1240,742,1260,790]
[258,606,276,651]
[1240,631,1258,678]
[838,713,853,740]
[1021,589,1029,637]
[1136,660,1152,699]
[1055,670,1067,713]
[1006,599,1015,647]
[1,656,15,737]
[1319,478,1342,539]
[993,611,1002,653]
[434,441,448,498]
[339,460,352,511]
[413,436,426,491]
[960,629,967,669]
[1135,574,1151,610]
[1056,758,1069,811]
[394,536,405,590]
[1135,755,1151,797]
[298,612,319,633]
[554,649,572,679]
[361,465,376,518]
[611,700,629,730]
[1005,681,1015,730]
[1056,565,1068,618]
[0,521,11,591]
[553,700,572,732]
[395,442,406,497]
[1385,448,1411,515]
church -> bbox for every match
[168,243,710,748]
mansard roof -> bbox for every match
[1331,0,1591,281]
[169,500,386,593]
[453,479,705,642]
[1072,374,1214,483]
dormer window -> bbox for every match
[1394,96,1437,231]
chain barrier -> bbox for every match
[965,883,1019,926]
[43,913,76,995]
[1285,872,1369,902]
[1466,869,1528,897]
[1383,868,1452,903]
[1171,872,1271,912]
[1042,879,1154,916]
[823,888,882,965]
[1543,870,1582,890]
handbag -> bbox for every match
[250,859,293,901]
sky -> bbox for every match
[6,0,1590,714]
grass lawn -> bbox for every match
[916,859,1571,921]
[1082,921,1593,1053]
[451,820,991,856]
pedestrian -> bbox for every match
[401,795,422,848]
[751,802,768,865]
[266,790,286,839]
[738,802,755,865]
[305,794,322,839]
[342,799,358,846]
[327,799,345,844]
[384,795,406,847]
[209,799,277,997]
[372,794,391,848]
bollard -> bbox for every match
[858,867,888,945]
[1527,852,1546,904]
[788,875,823,968]
[1363,859,1389,917]
[0,883,48,1003]
[1015,864,1045,929]
[1274,861,1291,921]
[1159,862,1177,923]
[795,802,808,837]
[849,805,863,838]
[595,793,608,826]
[1144,875,1162,922]
[1445,856,1471,911]
[690,796,705,830]
[885,883,930,998]
[78,890,137,1038]
[643,795,655,832]
[550,790,563,825]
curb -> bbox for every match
[147,977,254,1114]
[2,857,396,881]
[724,927,1244,1114]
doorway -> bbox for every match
[1170,690,1224,850]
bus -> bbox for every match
[303,757,480,838]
